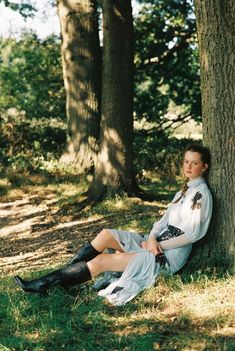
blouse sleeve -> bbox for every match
[179,186,213,243]
[148,192,180,239]
[159,234,192,250]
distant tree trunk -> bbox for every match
[190,0,235,269]
[88,0,140,200]
[57,0,101,172]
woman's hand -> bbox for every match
[140,238,163,256]
[140,241,148,249]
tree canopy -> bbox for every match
[134,0,201,132]
[0,0,35,18]
[0,33,65,119]
[0,0,201,179]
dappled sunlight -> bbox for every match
[0,216,44,237]
[100,276,235,350]
[53,216,105,231]
[1,180,166,276]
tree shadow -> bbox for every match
[1,281,234,351]
[0,184,165,276]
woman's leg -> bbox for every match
[87,252,136,277]
[14,261,92,295]
[91,229,124,252]
[68,229,123,265]
[15,253,136,295]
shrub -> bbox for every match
[0,108,66,174]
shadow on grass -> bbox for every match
[0,277,234,351]
[1,173,169,276]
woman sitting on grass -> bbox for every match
[14,144,213,305]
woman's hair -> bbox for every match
[184,144,211,166]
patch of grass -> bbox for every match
[1,176,234,350]
[0,274,234,351]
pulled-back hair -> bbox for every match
[184,144,211,166]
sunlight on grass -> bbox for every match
[1,177,235,350]
[1,261,235,351]
[0,178,11,187]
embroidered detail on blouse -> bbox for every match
[158,225,184,242]
[111,286,124,294]
[191,191,202,210]
[155,254,168,266]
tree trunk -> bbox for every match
[190,0,235,269]
[88,0,139,200]
[57,0,101,172]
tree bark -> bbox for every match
[57,0,101,172]
[88,0,139,200]
[190,0,235,269]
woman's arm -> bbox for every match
[158,234,191,249]
[144,186,213,252]
[179,187,213,243]
[148,192,180,239]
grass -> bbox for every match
[0,175,234,351]
[0,273,234,351]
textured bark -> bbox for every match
[57,0,101,171]
[189,0,235,269]
[88,0,139,200]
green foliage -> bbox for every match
[0,33,65,119]
[134,0,201,130]
[0,106,197,178]
[133,128,195,179]
[0,0,36,18]
[0,1,202,180]
[0,109,66,173]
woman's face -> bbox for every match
[183,151,208,180]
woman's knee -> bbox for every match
[95,229,113,243]
[92,228,123,253]
[98,229,112,238]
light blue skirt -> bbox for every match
[95,229,170,306]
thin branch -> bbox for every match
[156,113,192,132]
[142,28,196,68]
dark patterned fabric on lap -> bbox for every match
[158,225,184,242]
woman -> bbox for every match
[14,144,213,305]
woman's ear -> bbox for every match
[203,163,209,172]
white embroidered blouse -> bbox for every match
[149,176,213,272]
[97,176,213,305]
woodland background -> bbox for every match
[0,0,201,181]
[0,1,234,350]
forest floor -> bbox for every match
[0,174,170,276]
[0,174,234,351]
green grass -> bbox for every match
[0,176,234,350]
[0,273,234,351]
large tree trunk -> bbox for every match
[190,0,235,269]
[88,0,139,200]
[57,0,101,172]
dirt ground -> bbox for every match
[0,186,118,276]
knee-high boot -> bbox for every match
[14,261,91,295]
[68,242,100,265]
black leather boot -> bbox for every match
[68,242,100,265]
[14,261,91,295]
